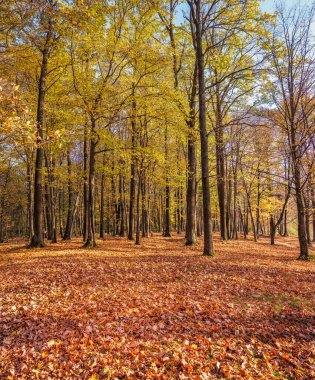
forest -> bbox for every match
[0,0,314,379]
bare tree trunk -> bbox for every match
[226,176,232,239]
[232,168,238,240]
[135,171,141,245]
[58,188,64,238]
[214,80,226,241]
[83,119,97,248]
[141,173,148,238]
[111,163,118,236]
[312,188,315,242]
[295,177,308,259]
[163,125,171,237]
[292,140,308,259]
[304,191,312,246]
[44,181,52,240]
[119,173,125,237]
[270,216,276,245]
[99,166,105,239]
[63,149,74,240]
[48,157,57,243]
[256,170,261,240]
[26,160,34,239]
[83,125,88,241]
[128,84,136,240]
[186,64,197,246]
[190,0,214,255]
[0,198,3,243]
[29,44,50,248]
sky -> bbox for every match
[177,1,314,31]
[260,0,315,34]
[177,1,312,22]
[260,0,310,12]
[175,0,315,34]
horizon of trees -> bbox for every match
[0,0,314,260]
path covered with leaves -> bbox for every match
[0,235,314,379]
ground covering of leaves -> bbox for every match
[0,235,314,379]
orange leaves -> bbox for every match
[152,322,165,331]
[88,374,99,380]
[46,339,59,348]
[0,235,314,379]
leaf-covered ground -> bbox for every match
[0,235,314,379]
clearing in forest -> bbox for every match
[0,235,314,379]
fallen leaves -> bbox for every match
[0,234,314,379]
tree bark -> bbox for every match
[191,0,214,255]
[304,191,312,246]
[291,131,308,259]
[83,119,97,248]
[83,124,88,241]
[186,63,197,246]
[163,124,171,237]
[63,149,74,240]
[119,173,125,237]
[26,159,34,239]
[29,43,50,248]
[141,173,148,238]
[135,171,141,245]
[270,216,276,245]
[48,157,57,243]
[128,84,136,240]
[99,166,105,239]
[214,80,226,241]
[44,181,52,240]
[312,188,315,242]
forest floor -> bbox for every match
[0,234,314,380]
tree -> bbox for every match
[188,0,214,256]
[22,1,60,248]
[268,2,315,260]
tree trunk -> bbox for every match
[29,45,50,248]
[193,0,214,255]
[232,168,238,240]
[186,63,197,246]
[58,188,64,238]
[111,164,118,236]
[291,131,308,259]
[119,173,125,237]
[312,188,315,242]
[99,168,105,239]
[26,160,34,239]
[44,182,52,240]
[63,149,74,240]
[0,197,4,243]
[283,209,288,236]
[304,192,312,246]
[248,198,257,242]
[226,176,232,239]
[128,84,136,240]
[135,171,141,245]
[163,125,171,237]
[256,170,261,240]
[83,125,88,241]
[296,182,308,259]
[49,157,57,243]
[83,119,97,248]
[141,174,148,238]
[270,215,276,245]
[215,80,226,241]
